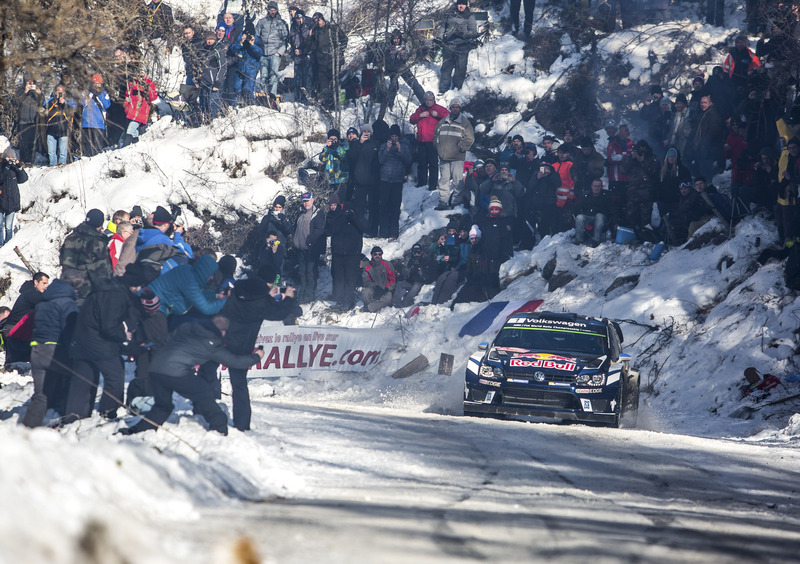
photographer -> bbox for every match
[43,84,76,166]
[14,76,42,164]
[257,230,286,277]
[320,128,350,192]
[0,148,28,247]
[229,29,264,106]
[377,124,412,240]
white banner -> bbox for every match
[240,323,394,378]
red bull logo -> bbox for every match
[509,353,577,371]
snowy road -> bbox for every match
[180,402,800,563]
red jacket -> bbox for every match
[552,160,575,207]
[409,103,449,143]
[124,76,157,124]
[108,233,125,270]
[606,136,634,182]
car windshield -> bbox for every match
[494,325,607,356]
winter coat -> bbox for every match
[438,7,478,52]
[479,174,524,217]
[150,318,259,378]
[434,113,474,162]
[230,32,265,79]
[59,222,113,298]
[309,22,347,68]
[141,0,174,40]
[668,108,693,155]
[363,259,396,290]
[430,240,460,273]
[256,237,286,273]
[378,137,412,182]
[399,253,437,285]
[258,210,292,243]
[15,88,43,125]
[722,46,761,83]
[289,18,313,62]
[320,141,350,185]
[124,76,157,124]
[199,42,228,89]
[221,277,300,354]
[693,105,726,160]
[572,149,605,193]
[2,280,43,337]
[0,160,27,213]
[255,13,289,56]
[147,254,227,316]
[31,279,78,345]
[409,103,449,143]
[44,96,76,138]
[657,157,691,208]
[108,233,126,270]
[606,135,634,182]
[81,89,111,130]
[552,160,577,207]
[113,233,138,277]
[71,277,139,360]
[293,206,326,256]
[325,205,366,255]
[574,190,616,220]
[347,138,380,186]
[621,152,660,203]
[524,163,562,210]
[478,215,514,267]
[182,36,205,82]
[136,227,193,260]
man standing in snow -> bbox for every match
[80,74,111,157]
[255,1,289,97]
[409,92,449,191]
[1,272,49,368]
[60,209,112,305]
[293,192,326,303]
[437,0,478,93]
[434,98,474,210]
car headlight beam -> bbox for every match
[479,364,503,379]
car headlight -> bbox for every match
[590,373,606,386]
[576,373,605,386]
[479,364,503,379]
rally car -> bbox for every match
[463,312,639,427]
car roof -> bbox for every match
[503,311,607,332]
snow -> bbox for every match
[2,1,800,562]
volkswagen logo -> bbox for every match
[533,371,546,382]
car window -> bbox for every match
[495,326,607,356]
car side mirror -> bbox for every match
[478,342,489,351]
[619,353,633,362]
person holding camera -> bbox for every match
[43,84,76,166]
[80,74,111,158]
[320,128,350,194]
[289,9,313,103]
[377,124,412,240]
[14,75,42,165]
[230,28,265,106]
[0,148,28,247]
[257,231,286,277]
[60,209,113,305]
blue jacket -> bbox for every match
[230,32,265,79]
[147,254,227,316]
[32,279,79,344]
[137,227,193,273]
[81,90,111,129]
[378,137,412,183]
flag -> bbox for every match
[458,299,543,337]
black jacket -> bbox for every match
[221,277,300,354]
[347,138,381,186]
[0,160,28,213]
[31,279,78,345]
[325,204,367,255]
[152,318,259,377]
[1,280,43,337]
[71,277,139,360]
[400,253,437,285]
[574,191,616,220]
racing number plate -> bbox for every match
[581,399,593,412]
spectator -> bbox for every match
[80,74,111,157]
[289,10,313,103]
[293,192,326,303]
[198,30,228,119]
[346,125,379,226]
[60,209,112,304]
[147,253,228,325]
[1,272,49,368]
[136,205,193,276]
[668,93,692,156]
[437,0,478,93]
[620,140,660,232]
[0,149,28,246]
[559,127,579,161]
[43,84,76,166]
[219,273,298,430]
[120,74,157,147]
[430,223,462,304]
[540,134,558,165]
[606,123,634,207]
[14,75,43,165]
[433,98,474,210]
[742,146,778,210]
[512,142,540,190]
[452,225,490,304]
[392,243,437,308]
[321,128,350,197]
[657,147,691,218]
[119,315,265,436]
[124,288,168,408]
[510,0,535,35]
[691,94,725,181]
[378,124,412,239]
[574,179,615,246]
[256,230,286,277]
[181,25,203,87]
[230,30,265,106]
[108,221,135,271]
[308,12,347,109]
[477,197,513,294]
[722,35,761,92]
[480,163,524,219]
[552,146,577,219]
[573,137,605,197]
[255,1,289,97]
[638,85,665,151]
[326,193,367,311]
[409,92,449,191]
[379,29,425,109]
[63,263,147,423]
[361,246,396,313]
[257,195,292,243]
[670,180,710,244]
[21,273,80,427]
[775,137,800,246]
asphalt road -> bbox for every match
[182,402,800,563]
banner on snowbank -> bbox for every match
[242,324,394,378]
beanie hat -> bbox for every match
[449,98,462,108]
[121,262,149,288]
[542,134,556,142]
[312,12,324,20]
[294,9,304,18]
[680,181,693,189]
[152,205,172,225]
[85,209,105,229]
[424,91,435,100]
[488,197,503,210]
[371,246,383,255]
[130,205,144,218]
[346,127,359,137]
[650,84,663,95]
[474,159,485,167]
[512,134,524,143]
[329,192,341,205]
[218,255,237,279]
[675,93,688,105]
[91,73,103,84]
[205,30,217,40]
[267,0,278,9]
[484,157,497,167]
[602,119,616,129]
[140,288,160,313]
[692,75,705,85]
[788,137,800,148]
[327,128,340,139]
[693,175,706,183]
[389,124,402,137]
[660,97,672,106]
[411,243,422,252]
[469,224,481,239]
[216,24,226,31]
[361,123,373,134]
[666,147,678,158]
[4,147,17,160]
[301,191,313,201]
[273,195,286,207]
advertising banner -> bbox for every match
[242,323,394,378]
